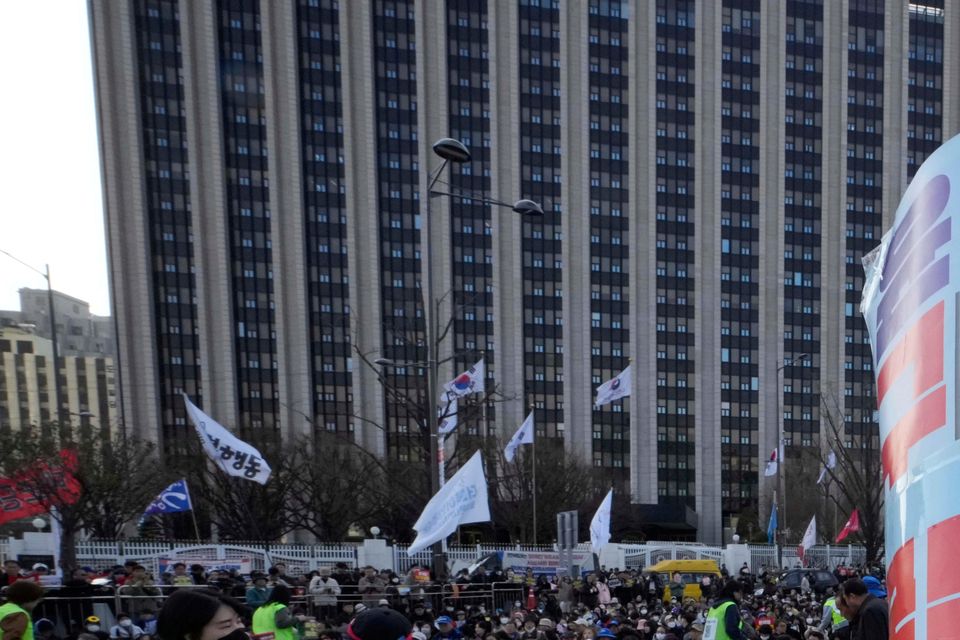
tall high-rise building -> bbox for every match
[90,0,960,542]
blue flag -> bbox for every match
[144,479,193,515]
[767,502,778,543]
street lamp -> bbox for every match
[0,249,65,428]
[775,352,810,565]
[400,137,543,580]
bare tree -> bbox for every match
[0,425,171,572]
[818,394,884,562]
[485,436,608,543]
[286,433,388,540]
[173,440,300,541]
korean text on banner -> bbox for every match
[183,393,272,484]
[408,450,490,555]
[860,133,960,639]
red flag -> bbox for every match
[835,509,861,543]
[0,449,81,526]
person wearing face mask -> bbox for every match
[756,624,773,640]
[156,589,247,640]
[110,614,145,640]
[136,611,157,638]
[703,582,746,640]
[82,617,110,640]
[0,580,45,640]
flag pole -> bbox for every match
[531,405,538,544]
[190,509,202,542]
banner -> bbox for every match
[504,412,534,462]
[183,393,272,484]
[500,550,593,576]
[595,365,631,407]
[144,479,193,516]
[159,557,252,575]
[861,133,960,639]
[589,489,613,554]
[409,451,490,555]
[443,359,485,398]
[0,449,81,526]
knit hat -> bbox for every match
[347,608,413,640]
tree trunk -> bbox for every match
[60,523,78,575]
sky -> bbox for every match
[0,1,110,316]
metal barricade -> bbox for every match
[491,581,527,613]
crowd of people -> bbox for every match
[0,558,890,640]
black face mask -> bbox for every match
[218,629,250,640]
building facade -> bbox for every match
[90,0,960,542]
[0,324,118,434]
[0,289,114,358]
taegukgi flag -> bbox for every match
[144,479,193,516]
[590,489,614,554]
[764,447,778,477]
[182,393,272,485]
[408,450,490,555]
[595,364,632,407]
[443,359,485,397]
[504,412,534,462]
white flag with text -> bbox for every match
[590,489,614,554]
[183,393,272,485]
[408,451,490,555]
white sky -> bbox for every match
[0,1,109,315]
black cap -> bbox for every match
[347,608,412,640]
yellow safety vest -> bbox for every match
[704,601,742,640]
[252,602,296,640]
[0,603,33,640]
[824,598,845,628]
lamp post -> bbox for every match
[378,138,543,581]
[775,352,810,566]
[0,249,65,428]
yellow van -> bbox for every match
[646,559,721,603]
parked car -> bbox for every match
[776,568,838,594]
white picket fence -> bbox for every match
[1,537,866,577]
[73,540,359,575]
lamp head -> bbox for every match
[432,138,471,163]
[512,199,544,217]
